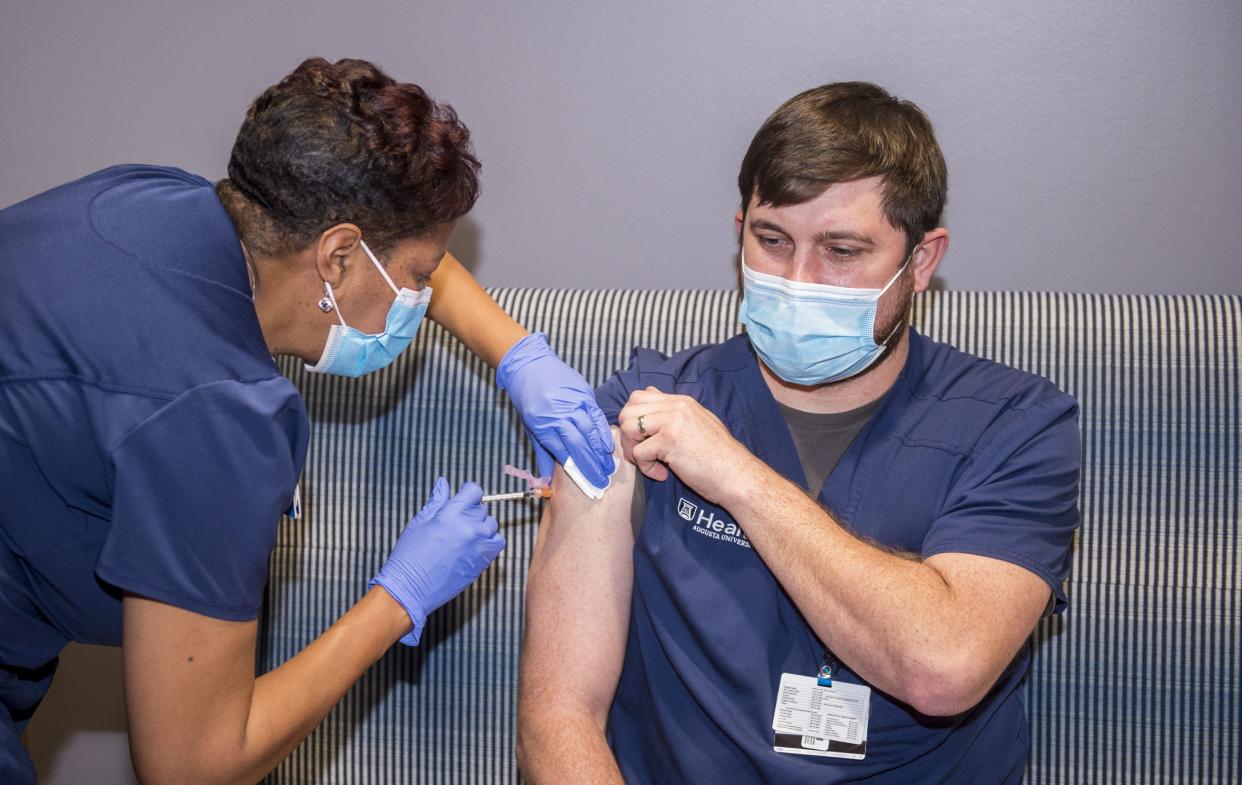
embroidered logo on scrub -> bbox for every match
[677,497,752,550]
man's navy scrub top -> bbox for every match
[595,332,1081,785]
[0,165,310,672]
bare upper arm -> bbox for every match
[520,427,636,726]
[122,594,259,779]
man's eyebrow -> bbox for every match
[750,218,876,246]
[815,230,875,246]
[748,219,790,236]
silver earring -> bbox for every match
[318,296,334,313]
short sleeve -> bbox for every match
[921,395,1082,614]
[595,348,669,425]
[96,377,309,620]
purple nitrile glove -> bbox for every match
[371,478,505,646]
[495,332,616,488]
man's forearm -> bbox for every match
[517,711,626,785]
[719,459,1045,715]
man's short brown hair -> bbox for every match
[738,82,947,252]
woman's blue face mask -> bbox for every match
[738,247,910,386]
[305,240,431,378]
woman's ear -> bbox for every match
[314,224,363,287]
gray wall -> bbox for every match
[3,1,1241,296]
[6,2,1241,784]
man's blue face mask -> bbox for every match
[305,239,431,378]
[738,247,911,386]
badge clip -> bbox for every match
[817,663,833,687]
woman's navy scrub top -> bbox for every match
[0,164,309,708]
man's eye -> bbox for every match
[758,236,786,248]
[831,247,859,258]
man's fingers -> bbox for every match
[625,386,671,406]
[630,433,671,482]
[640,461,669,482]
[620,427,642,468]
[618,403,663,442]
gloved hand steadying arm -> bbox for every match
[495,332,616,492]
[371,478,506,646]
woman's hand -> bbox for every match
[371,478,506,645]
[497,333,616,490]
[421,256,615,491]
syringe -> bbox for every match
[480,487,553,503]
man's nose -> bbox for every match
[787,251,820,285]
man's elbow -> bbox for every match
[514,703,587,781]
[514,729,535,779]
[903,681,986,718]
[515,721,559,782]
[515,689,554,776]
[897,655,1001,717]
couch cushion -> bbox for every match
[262,290,1241,785]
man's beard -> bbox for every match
[872,263,916,346]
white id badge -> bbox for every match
[772,673,870,759]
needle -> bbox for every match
[480,487,553,503]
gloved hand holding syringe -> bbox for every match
[370,468,550,650]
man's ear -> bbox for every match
[314,224,363,287]
[911,228,949,293]
[734,209,745,239]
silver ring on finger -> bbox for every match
[637,414,648,437]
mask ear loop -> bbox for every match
[319,238,390,327]
[877,244,921,346]
[878,245,918,296]
[321,282,347,327]
[360,239,402,295]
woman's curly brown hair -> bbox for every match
[219,57,480,256]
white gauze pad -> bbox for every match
[563,456,614,500]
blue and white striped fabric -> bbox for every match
[261,291,1241,785]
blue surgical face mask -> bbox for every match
[305,239,432,377]
[738,248,910,386]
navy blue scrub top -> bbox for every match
[595,332,1081,785]
[0,165,309,671]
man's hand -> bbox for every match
[617,386,755,504]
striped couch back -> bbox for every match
[262,291,1241,785]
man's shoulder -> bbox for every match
[886,332,1079,464]
[908,331,1076,414]
[594,334,750,420]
